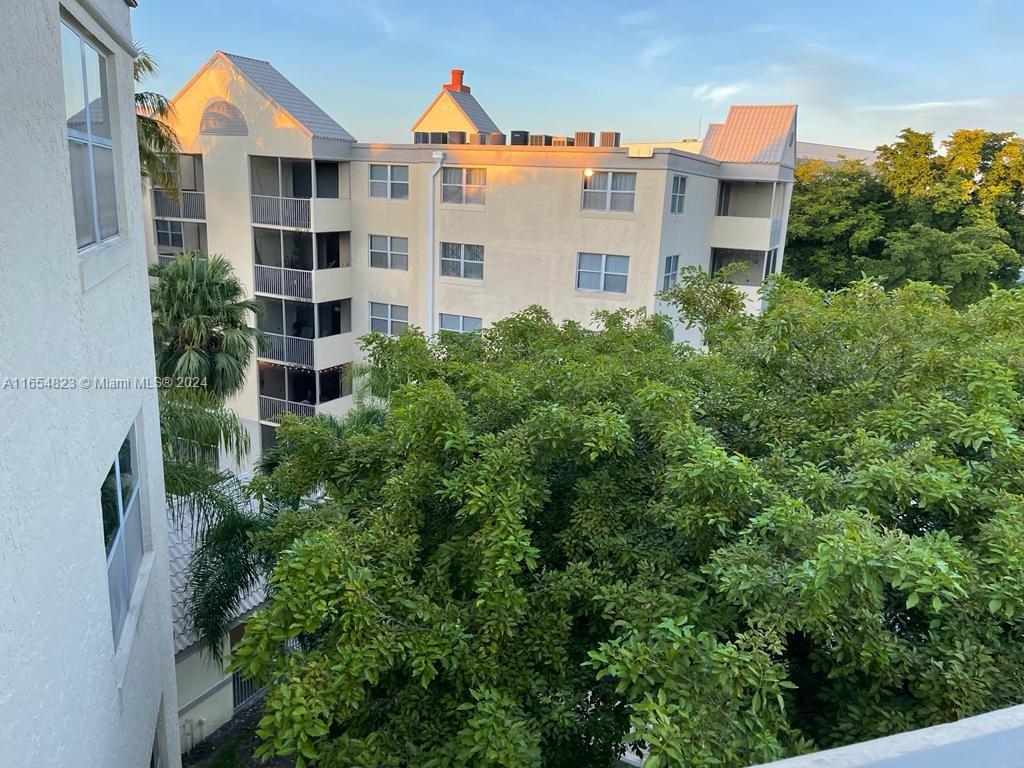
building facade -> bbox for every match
[144,55,797,458]
[0,1,180,765]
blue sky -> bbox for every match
[132,0,1024,149]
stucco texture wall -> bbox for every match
[0,1,180,765]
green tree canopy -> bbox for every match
[224,277,1024,767]
[785,128,1024,304]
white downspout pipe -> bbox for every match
[427,151,445,336]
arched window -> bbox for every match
[199,100,247,136]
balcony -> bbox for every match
[313,196,352,231]
[258,395,316,423]
[251,195,311,229]
[260,333,314,367]
[710,216,781,251]
[253,264,312,300]
[153,189,206,220]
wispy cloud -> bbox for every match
[638,35,682,68]
[693,81,749,104]
[857,98,994,112]
[618,8,658,26]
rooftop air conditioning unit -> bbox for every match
[510,130,530,145]
[429,131,448,144]
[575,131,595,147]
[448,131,466,144]
[599,131,621,147]
[529,134,552,146]
[467,132,485,144]
[414,131,430,144]
[552,136,575,147]
[486,132,507,145]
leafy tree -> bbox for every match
[782,159,888,289]
[785,129,1024,303]
[134,45,181,198]
[220,278,1024,767]
[150,252,265,399]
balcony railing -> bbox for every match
[260,333,314,367]
[232,669,262,712]
[153,189,206,220]
[253,265,313,300]
[259,395,316,423]
[251,194,311,228]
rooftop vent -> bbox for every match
[575,131,595,147]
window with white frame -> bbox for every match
[581,171,636,212]
[101,421,145,645]
[439,313,483,333]
[441,242,484,279]
[61,21,118,249]
[368,164,409,199]
[670,175,686,214]
[369,235,409,270]
[370,302,409,335]
[576,252,629,293]
[441,167,486,204]
[662,254,680,290]
[155,219,183,248]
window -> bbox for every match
[581,171,635,212]
[317,231,349,269]
[370,302,409,335]
[576,252,629,293]
[369,164,409,199]
[441,167,486,205]
[670,175,686,214]
[439,313,483,333]
[315,161,339,198]
[318,298,352,337]
[62,22,118,248]
[441,242,484,279]
[662,254,680,290]
[369,235,409,270]
[155,219,183,248]
[319,365,353,402]
[716,181,732,216]
[101,422,144,645]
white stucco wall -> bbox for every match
[753,705,1024,768]
[0,1,180,765]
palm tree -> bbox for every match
[150,252,266,399]
[134,45,181,199]
[160,387,249,528]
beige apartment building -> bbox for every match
[144,54,796,456]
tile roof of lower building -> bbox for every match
[168,505,266,655]
[219,52,356,142]
[700,105,797,164]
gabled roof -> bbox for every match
[411,88,501,135]
[169,507,266,655]
[446,89,501,134]
[216,52,356,142]
[700,105,797,164]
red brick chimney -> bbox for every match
[443,69,471,94]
